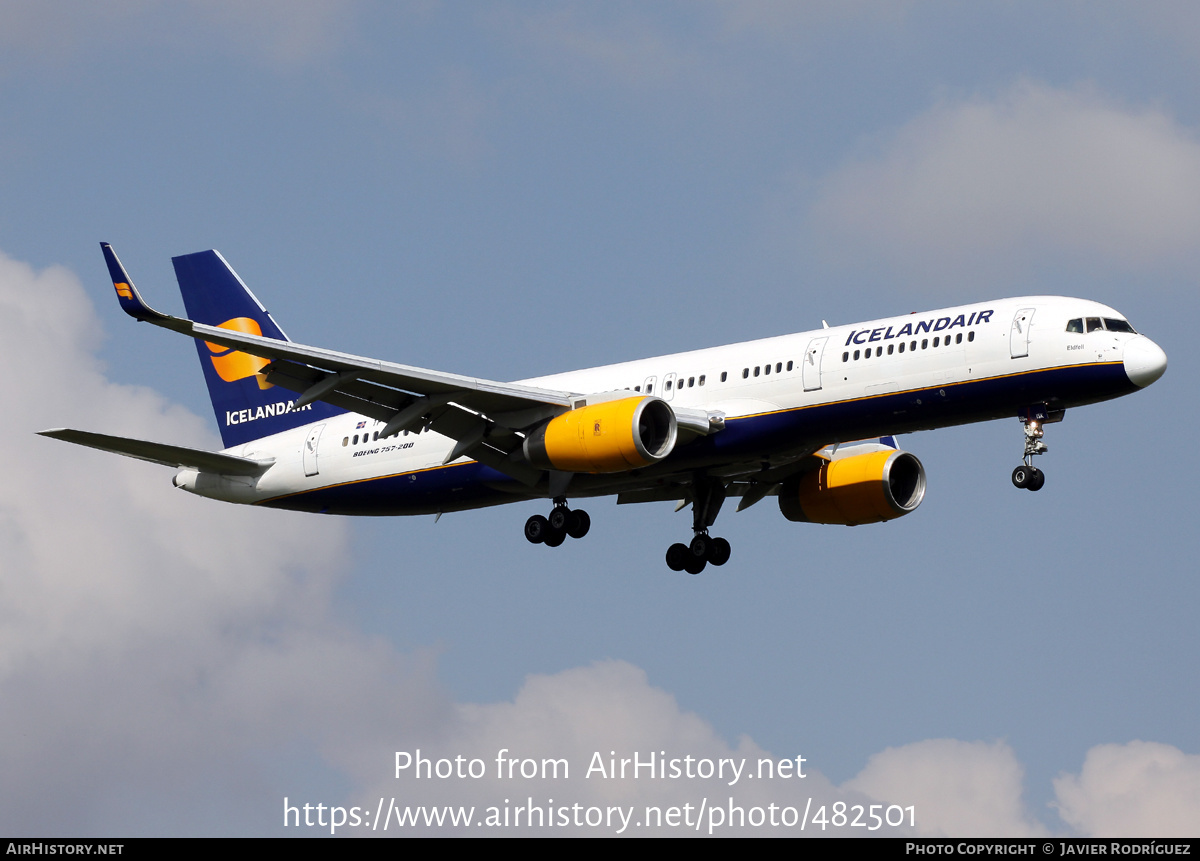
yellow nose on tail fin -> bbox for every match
[205,317,273,389]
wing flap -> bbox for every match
[264,361,414,423]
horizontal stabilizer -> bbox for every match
[38,428,274,476]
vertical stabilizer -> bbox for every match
[172,251,344,448]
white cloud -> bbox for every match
[809,82,1200,291]
[1053,741,1200,837]
[844,739,1047,837]
[349,659,851,836]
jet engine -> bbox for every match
[778,449,926,526]
[523,396,677,473]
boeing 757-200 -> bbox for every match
[39,244,1167,573]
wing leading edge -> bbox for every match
[99,243,594,486]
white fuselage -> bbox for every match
[175,296,1164,515]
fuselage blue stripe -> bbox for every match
[257,360,1133,516]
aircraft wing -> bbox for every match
[104,244,573,413]
[38,428,274,476]
[102,244,583,485]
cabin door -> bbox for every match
[803,337,828,391]
[303,423,326,477]
[1010,308,1035,358]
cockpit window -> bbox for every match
[1104,318,1137,334]
[1066,318,1083,333]
[1086,317,1103,332]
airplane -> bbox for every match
[39,243,1167,574]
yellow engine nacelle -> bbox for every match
[778,449,926,526]
[523,396,677,473]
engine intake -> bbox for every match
[779,449,926,525]
[524,396,677,473]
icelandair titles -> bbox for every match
[226,399,313,426]
[844,309,994,346]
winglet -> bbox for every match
[100,242,185,329]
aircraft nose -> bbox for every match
[1123,335,1167,388]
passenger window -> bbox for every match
[764,364,770,375]
[933,336,940,348]
[775,362,782,373]
[921,339,928,349]
[887,344,894,355]
[635,385,641,392]
[968,331,974,342]
[956,333,962,344]
[843,352,849,362]
[853,349,860,360]
[899,342,905,353]
[786,360,793,371]
[342,437,348,447]
[688,377,694,387]
[742,368,749,379]
[353,434,359,444]
[665,379,673,390]
[754,366,760,377]
[699,375,706,386]
[1086,317,1103,332]
[876,346,882,357]
[1066,318,1084,334]
[911,340,917,351]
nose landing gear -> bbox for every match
[1012,415,1048,491]
[525,498,590,548]
[666,474,732,574]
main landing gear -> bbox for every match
[1012,416,1047,492]
[666,474,732,574]
[525,498,590,548]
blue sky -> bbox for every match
[1,1,1197,836]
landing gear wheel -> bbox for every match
[666,543,690,571]
[548,507,569,532]
[708,537,731,566]
[543,527,566,547]
[684,555,707,575]
[689,533,712,561]
[1012,466,1031,489]
[1027,468,1045,492]
[566,509,591,539]
[524,515,549,544]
